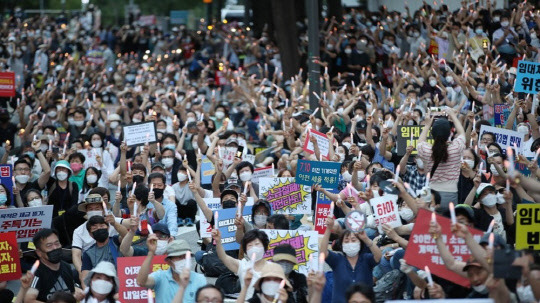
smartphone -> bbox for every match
[236,146,244,159]
[493,249,522,279]
[52,146,59,154]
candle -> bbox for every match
[185,251,191,269]
[394,166,399,182]
[187,170,192,182]
[243,181,249,195]
[150,184,154,192]
[318,253,325,273]
[426,172,430,186]
[329,201,335,217]
[350,132,353,144]
[506,179,510,192]
[102,201,108,215]
[449,202,456,224]
[49,140,52,151]
[30,260,40,274]
[431,212,437,224]
[128,161,132,173]
[507,146,515,176]
[133,201,138,217]
[250,252,256,269]
[131,182,137,196]
[272,163,275,176]
[488,232,494,250]
[118,180,121,191]
[486,219,495,234]
[273,280,286,302]
[214,211,219,227]
[147,289,154,303]
[311,107,319,117]
[425,266,434,287]
[147,224,153,234]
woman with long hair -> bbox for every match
[417,108,466,207]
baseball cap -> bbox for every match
[151,222,170,236]
[220,189,239,202]
[454,204,474,222]
[432,118,451,140]
[165,239,190,258]
[479,233,507,249]
[476,183,495,197]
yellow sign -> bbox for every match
[516,204,540,250]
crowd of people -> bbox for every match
[0,0,540,302]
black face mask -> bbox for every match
[92,228,109,243]
[153,188,164,199]
[222,199,237,209]
[46,248,63,264]
[132,175,145,184]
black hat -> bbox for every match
[220,189,239,202]
[151,222,170,236]
[356,120,367,130]
[272,244,298,264]
[432,119,451,140]
[454,204,475,222]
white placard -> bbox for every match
[0,205,54,242]
[122,121,158,147]
[370,194,402,228]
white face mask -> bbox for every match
[342,142,352,149]
[162,158,174,168]
[429,79,437,87]
[247,245,265,262]
[517,125,529,135]
[74,120,85,127]
[501,21,509,27]
[261,280,281,296]
[47,111,57,118]
[385,119,394,128]
[472,284,488,294]
[337,152,345,162]
[15,174,30,184]
[91,140,102,148]
[463,159,475,169]
[155,239,168,255]
[495,193,506,204]
[110,121,119,129]
[399,208,415,222]
[186,117,196,123]
[87,174,98,184]
[490,165,500,176]
[215,111,225,119]
[416,158,425,169]
[28,198,43,207]
[56,171,69,181]
[516,285,535,302]
[173,259,187,273]
[239,171,252,182]
[481,194,498,207]
[445,76,453,84]
[91,279,113,295]
[342,242,361,257]
[132,118,142,123]
[372,189,381,198]
[87,210,103,219]
[342,171,352,182]
[254,215,268,227]
[357,170,366,180]
[177,172,188,182]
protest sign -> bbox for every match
[252,166,274,183]
[0,205,53,242]
[0,165,14,203]
[403,209,484,287]
[117,255,167,302]
[0,232,22,282]
[303,129,331,159]
[370,194,401,228]
[314,189,338,234]
[200,156,215,185]
[516,204,540,250]
[261,229,319,275]
[397,125,434,156]
[123,121,157,147]
[479,125,524,153]
[217,206,253,251]
[514,60,540,94]
[77,148,102,170]
[199,198,223,238]
[243,154,256,164]
[0,72,16,97]
[494,104,511,128]
[295,159,341,189]
[221,147,237,167]
[259,177,311,215]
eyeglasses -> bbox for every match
[86,196,103,203]
[15,168,30,172]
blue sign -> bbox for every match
[217,206,252,251]
[514,60,540,94]
[316,189,338,205]
[0,165,14,205]
[170,11,189,25]
[494,104,511,128]
[200,156,215,185]
[295,159,341,189]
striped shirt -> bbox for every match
[417,134,466,192]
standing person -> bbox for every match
[24,229,84,302]
[417,108,466,207]
[137,237,206,303]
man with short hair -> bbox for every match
[148,172,178,236]
[13,139,51,206]
[25,229,84,302]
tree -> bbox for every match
[270,0,300,80]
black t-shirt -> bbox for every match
[30,261,75,302]
[19,179,43,206]
[289,271,308,303]
[46,179,79,217]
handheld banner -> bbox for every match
[514,60,540,94]
[295,159,340,189]
[122,121,158,147]
[0,205,53,242]
[370,194,402,228]
[516,204,540,250]
[261,229,319,275]
[397,125,433,156]
[0,232,22,282]
[217,206,253,251]
[303,129,331,159]
[479,125,524,153]
[259,177,311,215]
[314,189,338,234]
[0,72,16,97]
[117,255,167,302]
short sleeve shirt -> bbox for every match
[149,269,207,303]
[30,261,75,302]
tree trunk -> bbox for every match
[271,0,300,80]
[250,0,273,38]
[327,0,343,23]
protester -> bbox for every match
[82,261,119,303]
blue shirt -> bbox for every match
[147,198,178,236]
[149,269,206,303]
[326,250,377,303]
[373,147,395,171]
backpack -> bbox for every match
[200,248,231,277]
[215,272,241,294]
[373,269,407,303]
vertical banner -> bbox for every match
[514,60,540,94]
[403,209,484,287]
[217,206,253,251]
[0,205,54,242]
[0,165,14,203]
[369,194,402,228]
[117,255,167,302]
[0,232,22,282]
[302,129,331,159]
[516,204,540,250]
[200,156,215,185]
[261,229,319,275]
[314,189,338,234]
[397,125,433,156]
[494,104,511,128]
[259,177,311,215]
[295,159,341,189]
[0,72,16,97]
[479,125,524,153]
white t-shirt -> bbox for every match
[237,258,263,299]
[72,217,122,251]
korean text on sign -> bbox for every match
[259,178,312,215]
[295,159,341,189]
[302,129,332,159]
[397,125,433,156]
[516,204,540,250]
[314,189,338,235]
[117,255,168,302]
[369,194,401,228]
[514,60,540,94]
[479,125,524,153]
[403,209,483,287]
[0,165,14,203]
[261,229,319,275]
[0,205,54,242]
[0,232,22,282]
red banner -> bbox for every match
[403,208,484,287]
[0,232,22,282]
[117,255,168,302]
[0,72,16,97]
